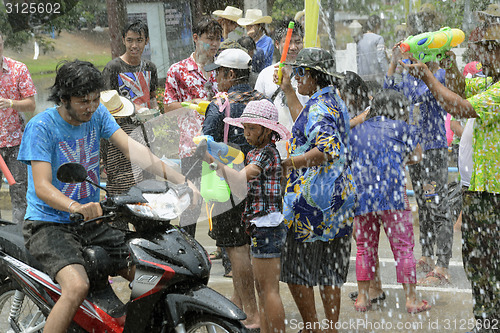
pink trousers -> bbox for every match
[355,210,417,284]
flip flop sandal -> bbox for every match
[407,299,431,314]
[209,250,222,260]
[418,271,451,286]
[349,291,386,303]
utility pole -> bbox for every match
[106,0,127,59]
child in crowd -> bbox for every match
[212,99,290,333]
[350,90,429,314]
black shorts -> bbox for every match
[23,220,131,281]
[280,228,351,287]
[209,199,250,248]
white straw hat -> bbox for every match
[237,9,272,26]
[213,6,243,22]
[100,90,135,117]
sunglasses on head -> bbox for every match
[292,67,311,77]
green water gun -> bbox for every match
[399,27,465,63]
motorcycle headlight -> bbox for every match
[126,189,190,221]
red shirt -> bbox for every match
[164,54,218,158]
[0,56,36,148]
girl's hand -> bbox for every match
[399,55,431,80]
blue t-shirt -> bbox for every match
[18,104,120,223]
[384,63,447,151]
[254,34,274,72]
[350,117,419,215]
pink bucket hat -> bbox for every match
[224,99,291,141]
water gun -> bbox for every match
[193,135,245,165]
[181,101,210,115]
[277,21,295,85]
[399,27,465,63]
[0,154,15,185]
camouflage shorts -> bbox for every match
[462,190,500,323]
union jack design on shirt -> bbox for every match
[58,130,100,201]
[117,71,151,108]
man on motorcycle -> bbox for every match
[17,60,198,333]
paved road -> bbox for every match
[0,203,476,333]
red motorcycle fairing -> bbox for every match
[4,253,127,332]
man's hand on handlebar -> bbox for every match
[70,202,103,222]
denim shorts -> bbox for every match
[250,223,286,258]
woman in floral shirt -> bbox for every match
[280,48,356,333]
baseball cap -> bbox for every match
[205,48,252,71]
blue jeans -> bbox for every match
[250,223,286,259]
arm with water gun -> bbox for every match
[276,21,295,85]
[193,135,245,165]
[399,27,465,64]
[181,100,210,116]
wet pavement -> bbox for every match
[0,195,475,333]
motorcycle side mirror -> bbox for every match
[57,163,88,183]
[57,163,109,195]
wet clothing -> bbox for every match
[102,57,158,108]
[408,148,452,268]
[350,117,419,215]
[356,210,416,284]
[385,66,452,268]
[461,77,500,324]
[281,229,351,287]
[243,143,283,225]
[18,105,120,223]
[0,56,35,224]
[100,118,147,196]
[23,220,130,281]
[283,86,356,242]
[202,84,266,247]
[18,104,128,281]
[461,191,500,323]
[255,63,309,158]
[0,56,36,148]
[254,34,274,72]
[250,223,286,259]
[350,117,419,284]
[357,32,389,85]
[164,53,218,159]
[203,84,267,156]
[465,78,500,193]
[384,66,448,152]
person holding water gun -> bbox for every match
[203,48,267,331]
[384,5,465,287]
[255,19,308,158]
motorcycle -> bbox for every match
[0,160,247,332]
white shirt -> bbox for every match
[254,63,309,158]
[459,118,475,187]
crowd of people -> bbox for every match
[0,2,498,333]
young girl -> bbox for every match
[350,89,429,314]
[214,99,290,333]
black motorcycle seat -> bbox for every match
[0,222,45,271]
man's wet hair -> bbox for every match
[273,19,304,44]
[219,66,250,85]
[367,89,411,122]
[364,15,381,33]
[193,16,222,38]
[238,36,256,53]
[122,19,149,39]
[48,60,104,104]
[338,71,370,107]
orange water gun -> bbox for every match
[277,21,295,85]
[0,154,15,185]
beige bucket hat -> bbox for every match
[100,90,134,117]
[213,6,243,22]
[237,9,272,26]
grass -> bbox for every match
[21,54,112,80]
